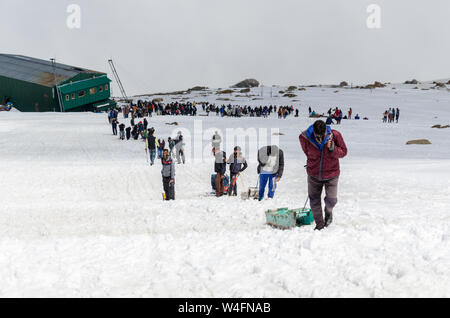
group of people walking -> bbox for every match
[107,104,349,231]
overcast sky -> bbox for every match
[1,0,449,95]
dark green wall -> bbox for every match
[0,75,59,112]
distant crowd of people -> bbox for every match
[120,100,198,118]
[308,106,368,124]
[383,108,400,123]
[202,103,297,119]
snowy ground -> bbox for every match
[0,85,449,297]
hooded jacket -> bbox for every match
[299,125,347,180]
[257,145,284,178]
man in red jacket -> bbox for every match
[300,120,348,230]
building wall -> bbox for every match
[59,76,111,111]
[0,75,59,112]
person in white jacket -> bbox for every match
[212,131,222,150]
[174,131,186,164]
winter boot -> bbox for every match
[324,208,333,227]
[314,223,325,231]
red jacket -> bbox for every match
[299,127,347,180]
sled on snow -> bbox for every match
[265,207,314,230]
[241,178,259,200]
[241,186,259,200]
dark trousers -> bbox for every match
[163,177,175,200]
[228,174,238,196]
[308,175,339,227]
[112,126,117,135]
[216,173,225,197]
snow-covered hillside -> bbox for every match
[0,85,449,297]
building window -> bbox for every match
[99,86,103,93]
[71,93,76,100]
[105,84,109,91]
[78,90,85,98]
[65,95,70,101]
[90,87,97,95]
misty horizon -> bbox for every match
[1,0,449,96]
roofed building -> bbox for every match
[0,54,116,112]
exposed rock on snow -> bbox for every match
[232,79,260,88]
[339,81,348,87]
[433,82,446,88]
[187,86,208,92]
[216,89,234,95]
[406,139,432,145]
[364,81,386,89]
[404,79,420,85]
[431,124,449,129]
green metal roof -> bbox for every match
[0,54,105,87]
[58,75,111,94]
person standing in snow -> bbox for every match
[111,119,118,136]
[212,131,222,150]
[213,147,227,197]
[396,108,400,123]
[168,137,175,156]
[126,126,131,140]
[161,149,175,200]
[119,123,126,140]
[143,118,148,131]
[299,120,348,231]
[146,128,159,166]
[158,138,166,159]
[257,145,284,200]
[174,132,185,164]
[227,146,248,196]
